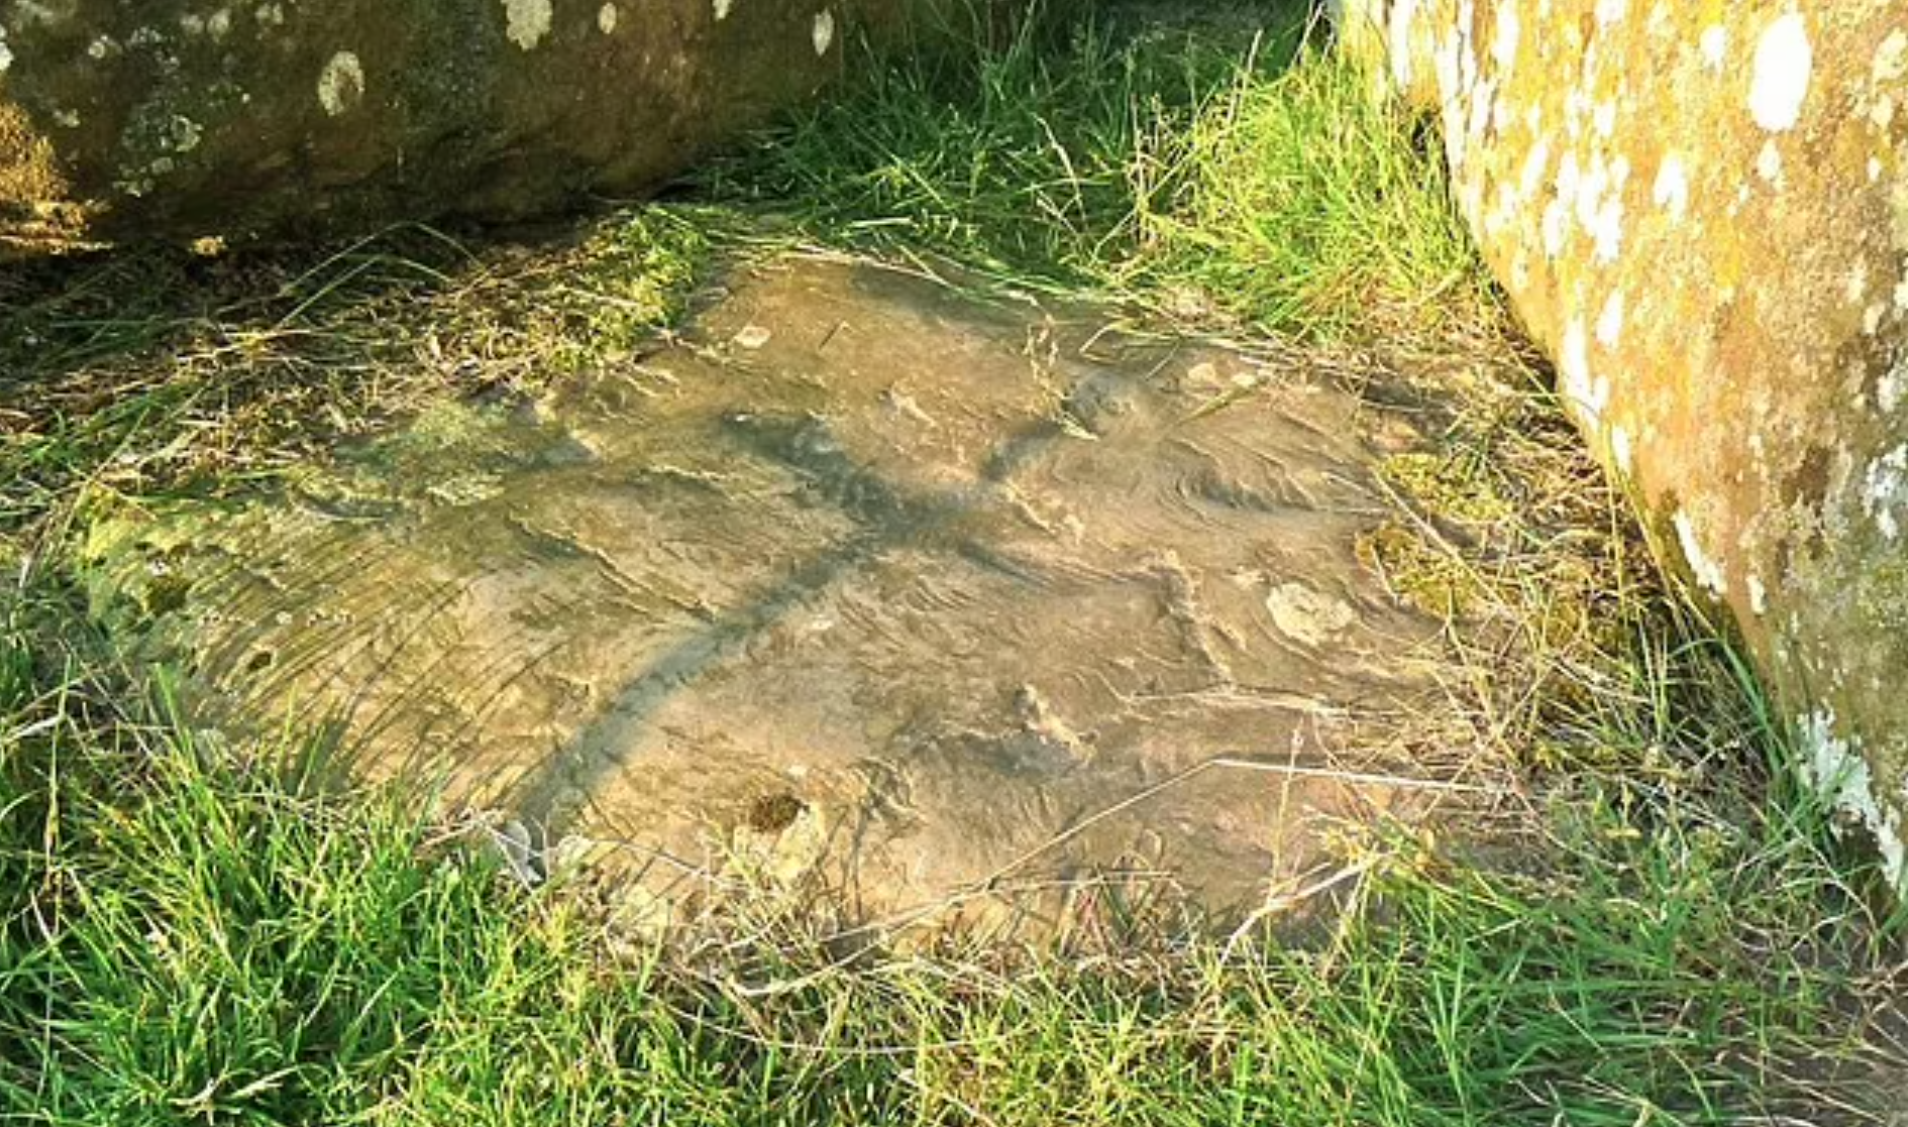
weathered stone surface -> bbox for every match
[83,256,1473,931]
[0,1,909,249]
[1339,0,1908,883]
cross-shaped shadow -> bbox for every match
[508,359,1147,839]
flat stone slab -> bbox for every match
[92,256,1459,928]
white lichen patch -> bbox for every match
[13,0,76,27]
[317,51,365,117]
[1556,148,1581,205]
[1645,0,1669,37]
[503,0,554,51]
[1591,195,1623,264]
[1699,24,1727,72]
[167,115,203,153]
[1609,423,1633,473]
[1749,13,1812,132]
[1542,198,1568,258]
[1592,99,1617,139]
[1651,152,1689,219]
[1560,317,1610,427]
[1454,0,1478,90]
[1880,357,1904,414]
[1756,138,1783,184]
[1570,151,1602,227]
[1518,137,1550,199]
[1466,77,1495,150]
[1847,261,1871,304]
[1673,509,1728,594]
[1799,709,1906,889]
[1492,3,1519,72]
[811,10,834,56]
[1595,290,1625,348]
[1862,444,1908,540]
[0,27,11,73]
[597,3,617,34]
[1875,29,1908,85]
[1388,0,1420,90]
[714,0,734,19]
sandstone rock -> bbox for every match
[82,255,1468,930]
[0,0,921,250]
[1340,0,1908,884]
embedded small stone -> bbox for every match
[1264,583,1357,647]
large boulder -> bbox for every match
[0,0,922,250]
[1339,0,1908,884]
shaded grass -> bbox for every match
[0,210,710,530]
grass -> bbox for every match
[0,210,709,528]
[0,581,1896,1124]
[704,0,1494,339]
[1,0,1904,1122]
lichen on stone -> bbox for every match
[502,0,554,51]
[1353,0,1908,889]
[317,51,365,117]
[1748,13,1813,133]
[1799,708,1906,888]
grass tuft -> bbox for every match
[707,0,1492,342]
